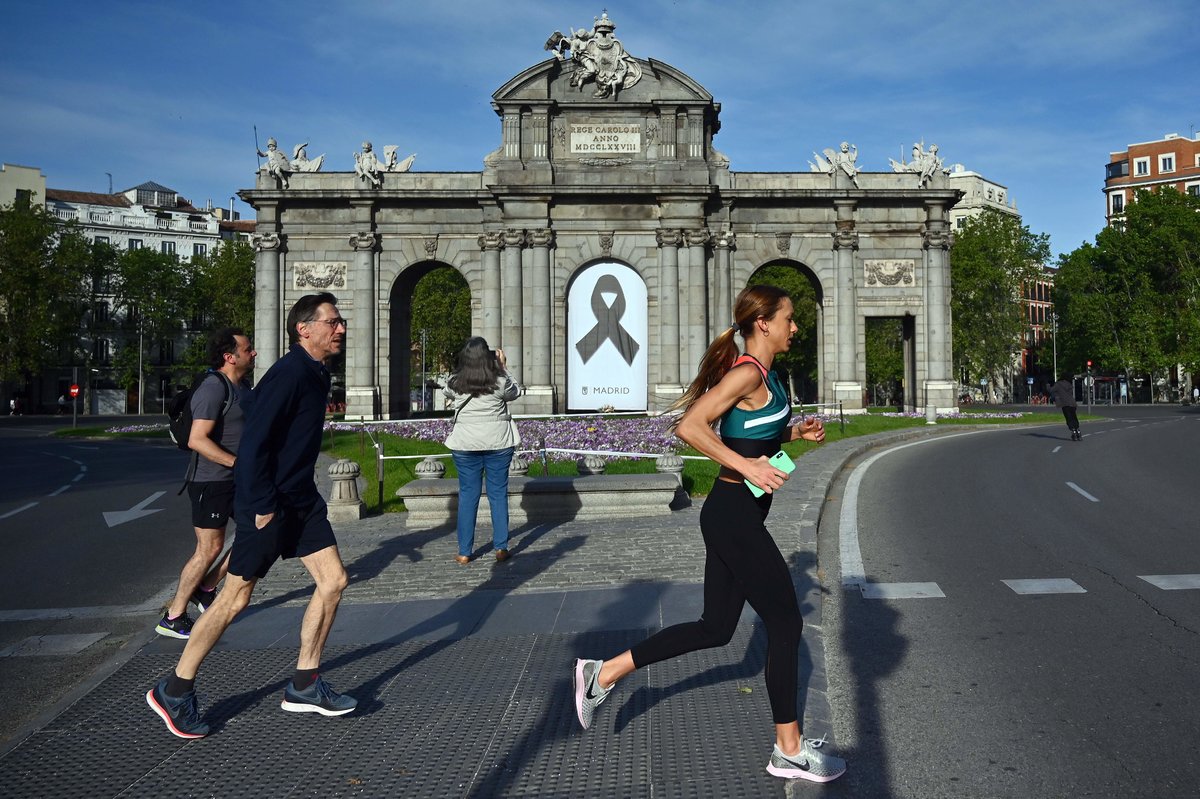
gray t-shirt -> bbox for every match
[189,374,250,482]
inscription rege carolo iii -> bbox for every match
[864,259,916,287]
[570,124,642,154]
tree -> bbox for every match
[110,248,188,398]
[865,317,904,405]
[0,200,92,385]
[1054,188,1200,398]
[747,264,819,401]
[409,266,471,377]
[175,240,256,376]
[950,210,1050,398]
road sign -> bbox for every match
[1026,377,1034,385]
[1084,376,1094,387]
[69,384,80,398]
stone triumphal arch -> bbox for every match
[241,13,960,419]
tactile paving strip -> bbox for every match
[0,621,832,797]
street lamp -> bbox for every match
[1051,312,1058,383]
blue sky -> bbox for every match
[2,0,1197,260]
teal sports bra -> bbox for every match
[719,354,791,442]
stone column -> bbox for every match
[714,230,735,333]
[684,229,710,375]
[525,228,554,411]
[345,230,380,419]
[923,202,956,413]
[251,228,284,382]
[477,232,504,345]
[501,228,525,384]
[656,229,683,390]
[831,200,862,409]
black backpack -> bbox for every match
[168,371,234,451]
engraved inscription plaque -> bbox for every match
[570,123,642,154]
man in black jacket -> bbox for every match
[1049,376,1081,441]
[147,292,354,738]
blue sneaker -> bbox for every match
[280,675,357,716]
[146,677,209,739]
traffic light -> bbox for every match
[1086,360,1093,369]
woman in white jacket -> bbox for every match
[443,337,521,563]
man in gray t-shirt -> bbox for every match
[155,328,256,639]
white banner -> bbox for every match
[567,262,647,410]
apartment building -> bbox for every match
[1104,132,1200,223]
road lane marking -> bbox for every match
[0,502,38,519]
[1003,578,1086,594]
[103,491,167,527]
[861,582,945,599]
[1052,445,1062,453]
[1066,482,1099,502]
[0,633,108,658]
[1138,574,1200,590]
[48,485,71,496]
[839,430,988,589]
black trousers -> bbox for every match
[1062,406,1079,432]
[630,479,803,724]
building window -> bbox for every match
[1159,154,1175,173]
[1134,158,1150,176]
[137,189,154,206]
[94,235,109,245]
[1105,160,1129,180]
[193,243,207,258]
[93,338,111,364]
[158,340,175,365]
[1188,183,1200,197]
[1111,192,1125,214]
[161,241,176,255]
[14,189,32,207]
[94,300,110,323]
[128,239,142,250]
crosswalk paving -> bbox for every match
[850,574,1200,598]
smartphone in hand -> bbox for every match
[746,450,796,497]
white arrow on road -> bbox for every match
[103,491,167,527]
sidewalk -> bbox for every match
[0,428,942,797]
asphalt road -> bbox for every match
[0,415,195,749]
[822,405,1200,798]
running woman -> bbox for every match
[572,284,847,783]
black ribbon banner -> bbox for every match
[575,274,640,366]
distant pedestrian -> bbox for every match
[571,284,846,783]
[442,338,521,564]
[1050,375,1080,440]
[154,327,255,639]
[57,394,66,414]
[147,292,355,738]
[1192,385,1198,405]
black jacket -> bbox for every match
[1049,378,1076,408]
[234,344,331,514]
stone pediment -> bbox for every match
[493,58,716,110]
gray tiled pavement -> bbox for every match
[0,427,952,797]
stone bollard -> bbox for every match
[655,453,685,486]
[326,458,365,522]
[576,454,607,476]
[509,454,530,476]
[414,456,446,479]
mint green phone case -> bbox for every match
[746,450,795,497]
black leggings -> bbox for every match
[630,479,803,724]
[1062,406,1079,431]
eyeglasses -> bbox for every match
[307,318,348,330]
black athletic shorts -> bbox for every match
[188,481,235,529]
[227,496,337,579]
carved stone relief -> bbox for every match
[294,262,348,290]
[776,233,792,256]
[252,232,283,252]
[864,259,916,287]
[598,231,614,257]
[423,235,438,258]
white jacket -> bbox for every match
[443,374,521,451]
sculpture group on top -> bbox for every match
[256,136,415,190]
[807,141,950,188]
[545,11,643,99]
[890,142,949,187]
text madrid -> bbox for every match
[582,386,632,395]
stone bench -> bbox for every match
[395,472,686,528]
